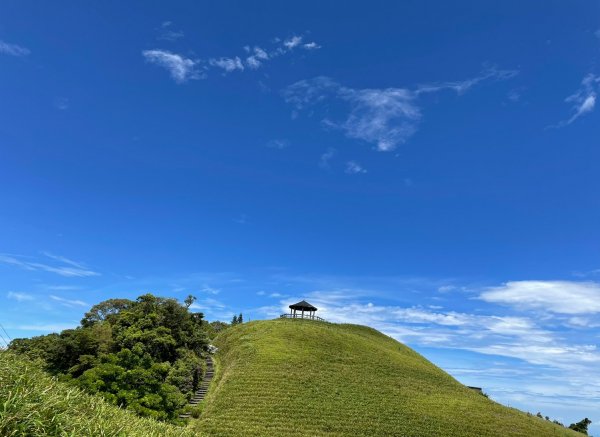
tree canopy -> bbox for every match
[10,293,211,422]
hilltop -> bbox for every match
[194,319,580,437]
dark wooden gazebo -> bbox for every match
[280,300,325,321]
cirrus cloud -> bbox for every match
[283,67,517,152]
[479,280,600,314]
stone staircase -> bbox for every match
[179,356,214,419]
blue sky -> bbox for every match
[1,0,600,431]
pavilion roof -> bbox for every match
[289,300,318,311]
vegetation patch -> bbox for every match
[9,294,210,422]
[195,319,582,437]
[0,351,195,436]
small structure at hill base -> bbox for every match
[280,300,326,322]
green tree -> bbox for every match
[81,298,134,327]
[9,292,210,422]
[184,294,197,308]
[569,418,591,435]
[238,313,243,324]
[231,314,239,325]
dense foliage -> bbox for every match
[569,418,592,435]
[9,293,209,421]
[0,351,195,436]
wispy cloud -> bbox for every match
[319,147,336,169]
[50,295,88,307]
[479,280,600,315]
[17,323,77,332]
[554,74,599,127]
[245,46,269,69]
[283,67,517,151]
[414,66,518,95]
[345,161,367,174]
[7,291,33,302]
[157,21,184,42]
[0,253,100,277]
[142,49,201,83]
[200,285,221,295]
[0,40,30,57]
[209,56,244,72]
[572,268,600,278]
[144,33,319,82]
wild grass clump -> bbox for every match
[194,319,581,437]
[0,351,196,436]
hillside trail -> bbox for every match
[179,355,214,419]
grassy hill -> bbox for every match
[0,351,194,437]
[194,319,580,437]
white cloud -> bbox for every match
[142,49,201,83]
[283,68,516,151]
[0,40,30,56]
[341,87,421,151]
[0,253,100,277]
[246,46,269,69]
[303,42,321,50]
[209,56,244,73]
[145,33,319,81]
[345,161,367,174]
[556,73,600,126]
[283,35,303,50]
[479,280,600,314]
[7,291,33,302]
[50,295,88,307]
[284,78,420,151]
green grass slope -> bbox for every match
[195,319,579,437]
[0,352,193,437]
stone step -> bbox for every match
[181,355,215,419]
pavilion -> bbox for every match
[280,300,326,321]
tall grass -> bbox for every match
[0,351,196,437]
